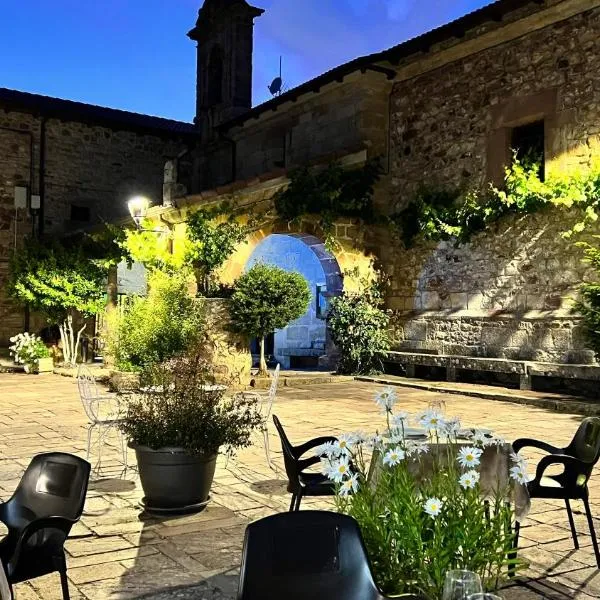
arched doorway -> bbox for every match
[245,233,342,369]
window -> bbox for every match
[207,45,224,106]
[70,205,90,222]
[511,120,545,180]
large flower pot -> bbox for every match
[36,357,54,373]
[134,445,217,514]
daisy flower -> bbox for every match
[457,446,483,469]
[391,412,409,430]
[470,429,490,446]
[383,447,405,467]
[314,441,339,458]
[443,417,461,436]
[419,410,446,431]
[375,387,397,413]
[329,457,352,483]
[510,451,527,469]
[339,473,359,496]
[510,464,530,485]
[459,470,480,490]
[424,497,443,517]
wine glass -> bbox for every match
[467,595,503,600]
[442,570,483,600]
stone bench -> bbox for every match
[386,351,600,391]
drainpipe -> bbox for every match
[38,116,47,236]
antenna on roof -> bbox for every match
[268,56,284,97]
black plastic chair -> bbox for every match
[237,510,411,600]
[272,415,336,511]
[513,417,600,567]
[0,453,91,600]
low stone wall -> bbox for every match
[390,311,595,364]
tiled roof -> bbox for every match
[220,0,542,130]
[0,87,198,137]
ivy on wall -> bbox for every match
[389,156,600,248]
[273,158,383,237]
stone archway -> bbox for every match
[245,233,343,368]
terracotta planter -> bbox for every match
[133,445,217,514]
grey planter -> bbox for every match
[133,445,217,514]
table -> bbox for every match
[369,438,530,521]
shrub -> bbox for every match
[9,333,51,371]
[107,271,204,372]
[328,274,390,375]
[229,263,311,374]
[121,351,262,456]
[575,239,600,358]
[317,387,522,598]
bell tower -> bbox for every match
[188,0,264,136]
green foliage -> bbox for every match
[185,206,249,296]
[575,238,600,358]
[229,264,311,340]
[390,156,600,248]
[107,271,204,372]
[319,394,520,599]
[8,238,106,322]
[119,222,184,273]
[273,159,382,237]
[327,272,390,375]
[121,350,262,456]
[229,264,311,372]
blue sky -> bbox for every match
[1,0,491,123]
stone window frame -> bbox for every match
[486,88,558,185]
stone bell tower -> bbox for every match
[188,0,264,136]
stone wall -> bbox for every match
[0,108,186,345]
[384,6,600,364]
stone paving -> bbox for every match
[0,373,599,599]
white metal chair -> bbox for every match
[76,365,127,473]
[239,364,281,471]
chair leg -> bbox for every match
[86,424,94,462]
[59,568,70,600]
[289,494,296,512]
[262,426,276,472]
[508,520,520,578]
[565,499,579,550]
[583,497,600,568]
[294,489,304,511]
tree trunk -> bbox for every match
[258,336,268,376]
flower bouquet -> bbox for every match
[316,387,528,599]
[9,333,51,373]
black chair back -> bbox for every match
[237,511,386,600]
[7,453,90,524]
[272,415,300,483]
[565,417,600,465]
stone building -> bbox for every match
[155,0,600,380]
[0,88,197,344]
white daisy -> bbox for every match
[314,441,339,458]
[510,451,527,469]
[374,387,398,413]
[419,410,446,431]
[383,447,405,467]
[424,497,444,517]
[510,465,530,485]
[459,470,480,490]
[329,457,352,483]
[443,417,461,436]
[457,446,483,469]
[470,429,490,446]
[339,473,359,496]
[391,412,409,430]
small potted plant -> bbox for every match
[120,348,262,513]
[9,333,53,374]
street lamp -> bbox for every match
[127,196,150,229]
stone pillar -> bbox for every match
[199,298,252,387]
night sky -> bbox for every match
[1,0,491,122]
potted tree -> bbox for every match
[120,348,262,513]
[228,263,311,375]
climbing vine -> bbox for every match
[389,156,600,248]
[273,158,382,238]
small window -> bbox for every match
[511,120,545,180]
[70,205,90,222]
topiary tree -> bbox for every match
[327,271,390,375]
[575,239,600,358]
[8,238,106,365]
[229,263,311,375]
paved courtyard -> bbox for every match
[0,373,598,600]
